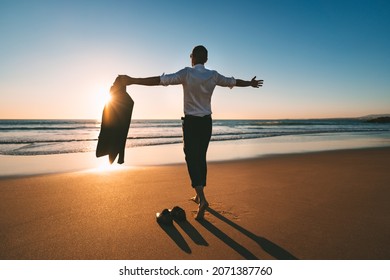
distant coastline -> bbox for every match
[367,116,390,123]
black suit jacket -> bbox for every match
[96,85,134,164]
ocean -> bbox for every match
[1,118,390,156]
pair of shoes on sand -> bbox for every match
[156,206,186,226]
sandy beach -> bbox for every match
[0,147,389,260]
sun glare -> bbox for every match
[93,85,112,120]
[95,160,124,173]
[98,86,111,106]
[103,92,112,105]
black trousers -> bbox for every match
[182,115,212,188]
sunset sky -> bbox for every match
[1,0,389,120]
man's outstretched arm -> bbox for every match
[235,76,263,88]
[117,75,161,86]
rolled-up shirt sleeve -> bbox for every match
[214,72,236,89]
[160,68,188,86]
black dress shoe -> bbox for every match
[170,206,186,222]
[156,209,173,226]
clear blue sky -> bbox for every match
[1,0,389,119]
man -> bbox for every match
[117,45,263,219]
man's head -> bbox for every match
[190,45,208,66]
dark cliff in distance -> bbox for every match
[367,116,390,123]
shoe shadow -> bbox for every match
[196,218,259,259]
[207,207,298,260]
[174,220,209,246]
[158,219,209,253]
[158,223,191,254]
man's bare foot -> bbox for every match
[195,201,209,220]
[190,195,200,204]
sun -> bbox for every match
[93,85,112,120]
[100,87,112,106]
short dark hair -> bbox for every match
[191,45,208,64]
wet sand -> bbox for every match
[0,147,389,259]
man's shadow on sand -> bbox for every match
[159,207,297,260]
[158,219,209,254]
[201,207,298,260]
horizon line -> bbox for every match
[1,114,390,121]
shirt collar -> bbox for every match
[193,64,205,70]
